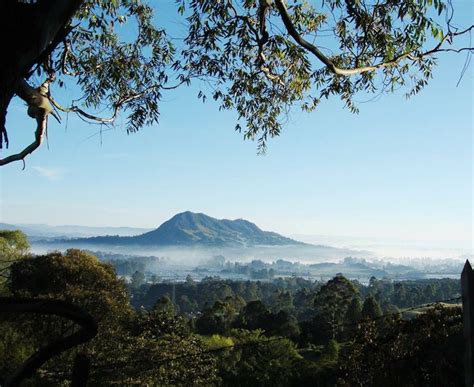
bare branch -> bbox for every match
[260,66,285,85]
[60,41,81,77]
[50,98,117,124]
[0,79,51,167]
[0,118,46,167]
[50,79,187,124]
[49,87,155,124]
[0,75,189,167]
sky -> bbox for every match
[0,1,472,257]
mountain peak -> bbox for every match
[56,212,305,247]
[170,211,210,222]
[131,212,303,247]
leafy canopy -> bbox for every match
[0,230,30,288]
[0,0,472,163]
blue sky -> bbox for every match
[0,1,472,254]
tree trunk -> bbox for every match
[0,0,84,150]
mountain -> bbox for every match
[60,211,305,247]
[0,223,152,239]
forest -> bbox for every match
[0,231,464,385]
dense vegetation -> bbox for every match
[0,232,464,385]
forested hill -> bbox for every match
[60,211,306,247]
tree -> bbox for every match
[269,290,294,313]
[345,296,362,325]
[0,0,472,165]
[88,331,220,386]
[0,231,29,258]
[268,310,300,340]
[185,274,195,286]
[313,275,359,340]
[238,300,271,331]
[339,306,463,386]
[324,339,340,363]
[131,270,145,289]
[217,329,302,386]
[361,295,383,320]
[0,230,30,288]
[343,296,363,339]
[135,304,190,338]
[196,300,237,335]
[392,282,410,307]
[2,249,130,384]
[153,295,176,316]
[3,250,219,385]
[8,249,131,323]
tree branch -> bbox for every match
[1,297,97,387]
[60,40,81,77]
[228,2,286,85]
[0,0,86,164]
[273,0,473,76]
[0,79,52,167]
[49,88,154,125]
[0,74,189,167]
[49,81,186,125]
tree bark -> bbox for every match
[0,0,85,151]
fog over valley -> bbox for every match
[9,211,470,284]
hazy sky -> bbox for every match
[0,1,472,251]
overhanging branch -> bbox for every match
[228,1,286,85]
[0,79,53,167]
[0,76,190,167]
[1,297,97,387]
[49,81,187,125]
[273,0,473,76]
[49,88,154,125]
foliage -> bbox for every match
[57,0,175,133]
[0,244,465,385]
[345,296,362,324]
[1,0,472,163]
[0,231,29,257]
[0,230,30,288]
[216,329,302,387]
[196,300,237,335]
[0,322,34,384]
[135,299,191,338]
[177,0,457,150]
[1,249,219,385]
[88,332,219,386]
[2,250,130,383]
[339,305,463,386]
[361,295,383,320]
[313,274,359,339]
[8,249,131,324]
[203,334,234,350]
[135,276,319,311]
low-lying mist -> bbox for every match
[28,240,471,283]
[30,241,373,266]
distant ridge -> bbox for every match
[0,222,152,238]
[61,211,305,247]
